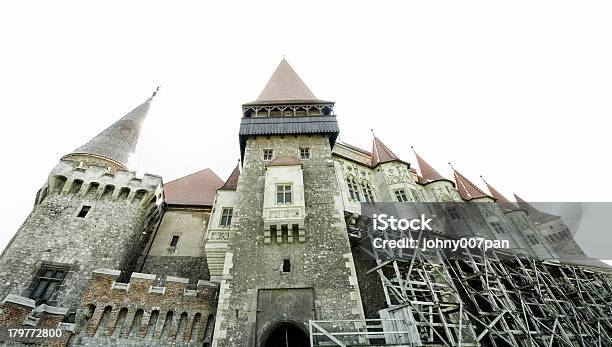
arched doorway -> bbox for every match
[262,322,309,347]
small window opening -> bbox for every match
[299,148,310,160]
[263,149,274,161]
[77,205,91,218]
[170,235,179,247]
[282,259,291,272]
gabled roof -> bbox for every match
[64,91,156,170]
[482,178,519,211]
[267,156,301,167]
[219,165,240,191]
[453,169,493,201]
[412,149,450,185]
[250,59,329,104]
[371,137,401,167]
[164,168,223,207]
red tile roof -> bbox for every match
[453,170,492,201]
[482,178,518,211]
[413,149,448,184]
[164,168,223,206]
[371,137,401,167]
[219,165,240,191]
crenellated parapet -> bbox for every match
[71,269,218,346]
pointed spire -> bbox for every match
[255,59,322,103]
[514,194,558,223]
[452,168,492,201]
[63,90,157,171]
[371,135,401,167]
[481,176,518,211]
[411,147,448,184]
[220,162,240,191]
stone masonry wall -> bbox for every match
[213,134,365,346]
[0,160,163,315]
[69,269,218,347]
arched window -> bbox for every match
[361,181,375,203]
[346,176,361,202]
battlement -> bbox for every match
[71,269,218,345]
[34,159,164,210]
[88,269,219,300]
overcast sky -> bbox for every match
[1,1,611,257]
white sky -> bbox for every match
[1,1,611,257]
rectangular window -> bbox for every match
[77,205,91,218]
[220,207,233,226]
[490,221,505,234]
[299,148,310,160]
[30,265,68,303]
[362,184,374,203]
[276,184,292,204]
[447,207,460,220]
[282,259,291,272]
[170,235,179,247]
[394,190,409,202]
[263,149,274,161]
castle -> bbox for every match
[0,59,610,346]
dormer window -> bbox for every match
[276,184,292,204]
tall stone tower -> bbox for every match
[0,92,163,321]
[212,59,365,346]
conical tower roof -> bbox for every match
[453,169,492,201]
[63,90,157,171]
[412,148,449,184]
[251,59,328,104]
[514,194,559,223]
[371,136,401,167]
[482,177,519,211]
[219,164,241,191]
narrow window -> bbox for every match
[394,190,409,202]
[30,265,68,303]
[447,207,460,220]
[346,177,361,201]
[276,185,292,204]
[299,148,310,160]
[490,221,505,234]
[170,235,179,247]
[77,205,91,218]
[362,182,375,203]
[220,208,233,226]
[263,149,274,161]
[282,259,291,272]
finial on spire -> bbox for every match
[282,54,286,60]
[410,146,416,154]
[151,85,160,98]
[370,129,376,137]
[480,175,488,185]
[448,162,455,171]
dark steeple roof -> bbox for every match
[453,169,493,201]
[252,59,327,104]
[63,90,157,170]
[371,136,401,167]
[514,194,559,223]
[219,164,240,191]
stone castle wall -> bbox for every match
[70,269,218,347]
[0,160,163,314]
[213,135,365,346]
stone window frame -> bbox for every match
[394,189,409,202]
[276,184,293,205]
[346,175,361,202]
[73,202,96,219]
[299,147,310,160]
[490,221,506,234]
[361,180,375,203]
[220,207,233,227]
[263,149,274,161]
[24,261,75,305]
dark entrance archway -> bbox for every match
[262,322,309,347]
